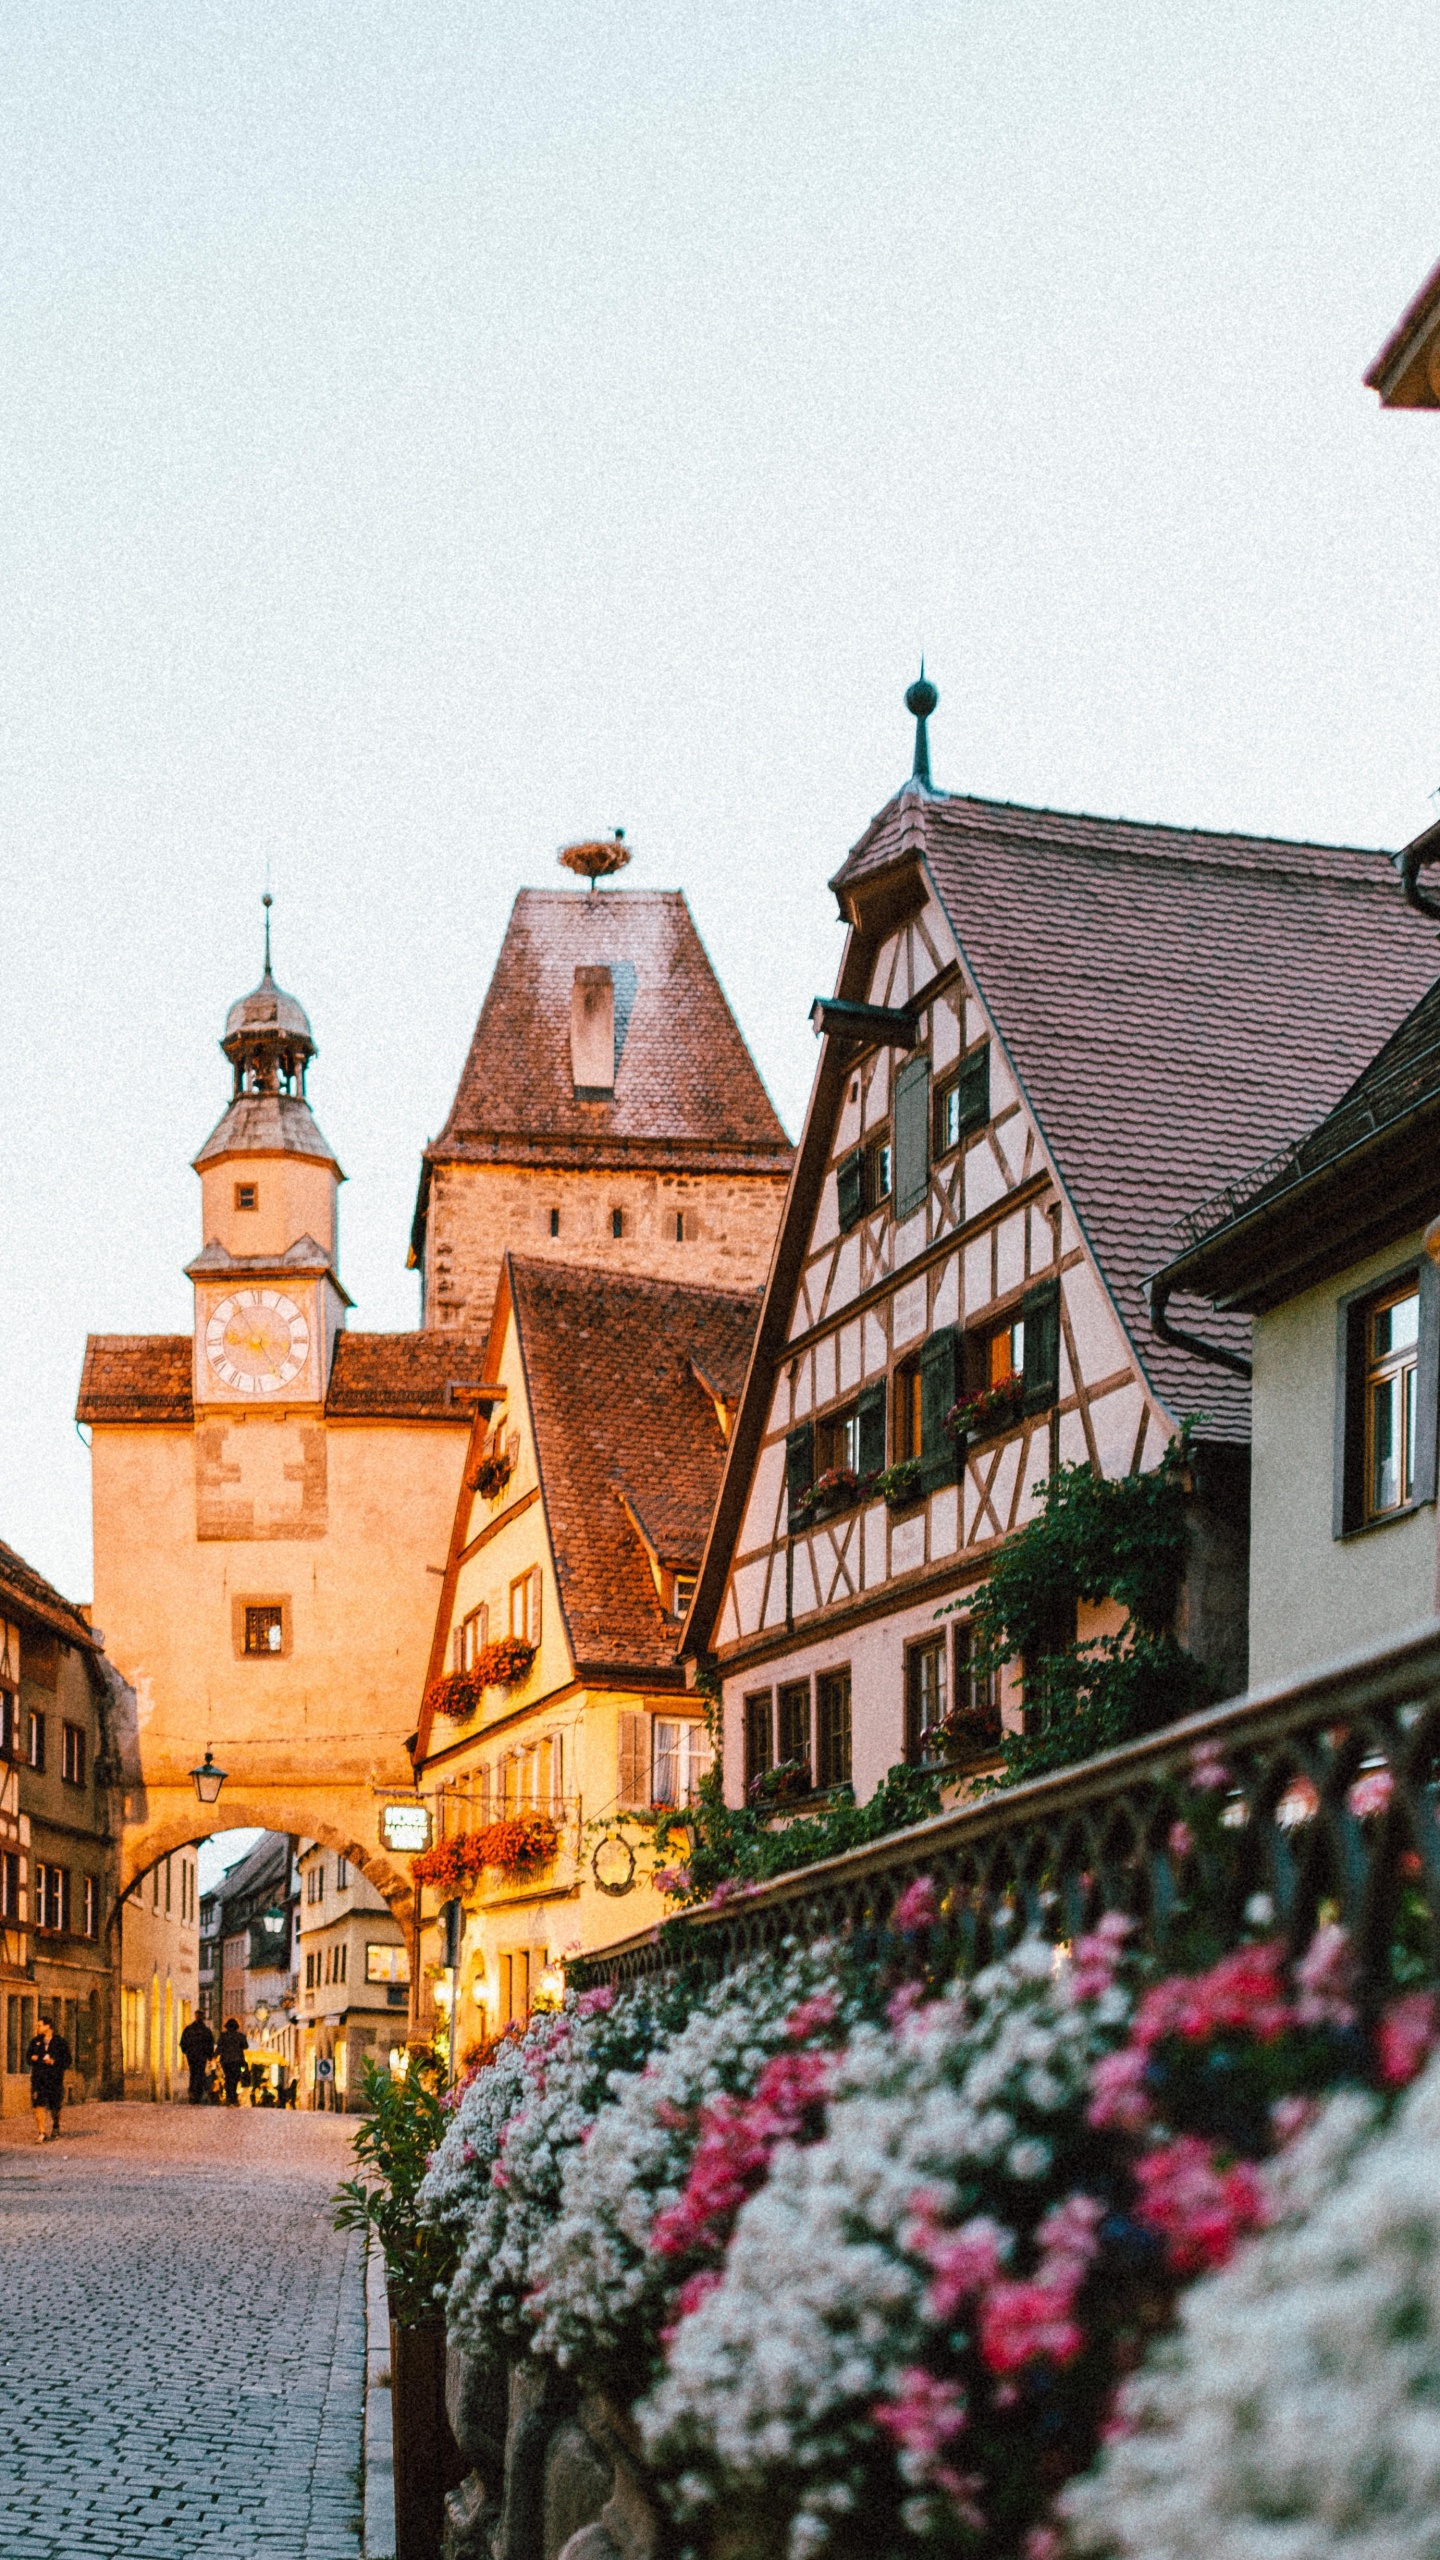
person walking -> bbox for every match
[217,2017,247,2107]
[27,2016,71,2142]
[178,2012,216,2106]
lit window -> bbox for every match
[894,1363,923,1461]
[1366,1285,1420,1519]
[244,1606,284,1656]
[989,1319,1024,1386]
[27,1712,45,1772]
[83,1876,99,1939]
[814,1405,860,1476]
[672,1572,697,1617]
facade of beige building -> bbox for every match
[119,1848,200,2101]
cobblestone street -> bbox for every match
[0,2102,364,2559]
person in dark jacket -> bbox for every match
[217,2017,248,2107]
[179,2013,216,2105]
[27,2016,71,2142]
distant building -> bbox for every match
[119,1848,200,2101]
[410,886,793,1330]
[202,1833,298,2074]
[295,1839,408,2109]
[0,1539,121,2110]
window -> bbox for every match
[306,1863,324,1905]
[868,1134,892,1208]
[836,1147,865,1233]
[335,1941,347,1985]
[305,1952,316,1991]
[35,1866,70,1933]
[953,1621,1001,1750]
[651,1718,714,1808]
[934,1045,990,1155]
[611,1208,624,1239]
[244,1606,284,1656]
[164,1857,171,1914]
[905,1638,947,1764]
[1336,1265,1438,1535]
[987,1317,1024,1386]
[816,1669,852,1790]
[83,1875,99,1940]
[7,1994,35,2074]
[366,1943,410,1986]
[1366,1285,1421,1518]
[336,1856,350,1890]
[455,1605,489,1672]
[509,1569,541,1647]
[27,1712,45,1773]
[675,1211,686,1242]
[785,1422,815,1525]
[0,1692,16,1760]
[550,1207,560,1237]
[0,1852,19,1921]
[500,1947,545,2024]
[671,1572,697,1618]
[743,1690,774,1789]
[234,1182,258,1212]
[777,1679,811,1775]
[814,1403,860,1476]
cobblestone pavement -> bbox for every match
[0,2100,365,2559]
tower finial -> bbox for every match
[905,663,939,789]
[262,891,273,977]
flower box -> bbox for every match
[872,1460,923,1511]
[423,1671,487,1726]
[476,1636,535,1689]
[746,1757,813,1809]
[946,1371,1025,1442]
[790,1468,862,1530]
[468,1449,515,1503]
[410,1813,560,1894]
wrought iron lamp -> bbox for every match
[190,1746,227,1805]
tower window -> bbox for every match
[234,1183,258,1212]
[611,1208,623,1239]
[549,1208,560,1238]
[675,1212,685,1242]
[244,1606,284,1656]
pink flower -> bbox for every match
[978,2280,1084,2375]
[661,2266,723,2344]
[1276,1776,1320,1828]
[1036,2191,1105,2291]
[575,1985,616,2017]
[1188,1746,1230,1793]
[706,1879,756,1909]
[1025,2531,1063,2560]
[650,2046,836,2263]
[1087,2044,1151,2133]
[887,1981,927,2029]
[1168,1819,1194,1859]
[1347,1766,1395,1819]
[893,1875,941,1932]
[784,1990,839,2041]
[905,2202,1009,2323]
[1068,1911,1134,2001]
[653,1865,692,1896]
[1132,2136,1266,2276]
[1378,1990,1440,2088]
[1294,1922,1355,2028]
[874,2367,968,2457]
[1133,1941,1292,2050]
[1270,2094,1319,2145]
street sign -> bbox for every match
[379,1802,431,1853]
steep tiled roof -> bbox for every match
[427,890,793,1175]
[0,1537,96,1651]
[831,785,1440,1434]
[510,1257,761,1675]
[78,1331,489,1424]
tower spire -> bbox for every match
[905,664,939,790]
[262,890,274,979]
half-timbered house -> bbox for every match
[682,680,1440,1803]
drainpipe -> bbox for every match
[1148,1275,1252,1380]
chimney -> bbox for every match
[571,966,615,1094]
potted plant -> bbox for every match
[872,1458,923,1510]
[332,2051,468,2560]
[474,1812,561,1878]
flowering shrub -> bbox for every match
[424,1670,487,1724]
[527,1949,853,2396]
[417,2030,530,2249]
[1060,2053,1440,2560]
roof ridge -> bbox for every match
[505,1253,763,1308]
[843,780,1394,873]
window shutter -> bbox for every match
[1418,1258,1440,1508]
[954,1044,990,1137]
[617,1712,648,1810]
[1022,1278,1061,1415]
[836,1147,865,1232]
[785,1422,815,1527]
[894,1057,931,1221]
[918,1327,961,1491]
[857,1379,887,1477]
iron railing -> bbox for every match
[570,1621,1440,2026]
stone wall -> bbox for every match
[424,1163,790,1330]
[444,2353,665,2560]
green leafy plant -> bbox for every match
[957,1430,1214,1786]
[332,2050,459,2326]
[656,1760,945,1908]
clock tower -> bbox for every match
[188,904,349,1433]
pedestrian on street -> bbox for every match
[27,2015,71,2142]
[179,2012,216,2105]
[217,2017,247,2107]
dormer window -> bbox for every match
[571,965,616,1095]
[235,1183,258,1212]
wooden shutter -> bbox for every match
[894,1057,931,1221]
[1022,1278,1061,1415]
[954,1044,990,1137]
[785,1422,815,1527]
[836,1147,865,1233]
[918,1328,960,1491]
[857,1379,887,1476]
[617,1712,648,1809]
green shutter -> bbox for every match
[836,1147,864,1232]
[954,1044,990,1136]
[857,1379,886,1476]
[785,1422,815,1526]
[894,1056,931,1221]
[918,1327,961,1491]
[1022,1278,1061,1415]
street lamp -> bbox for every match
[190,1747,227,1805]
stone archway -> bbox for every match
[117,1794,417,1923]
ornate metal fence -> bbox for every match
[570,1623,1440,2024]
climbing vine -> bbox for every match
[960,1430,1215,1785]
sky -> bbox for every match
[3,0,1439,1599]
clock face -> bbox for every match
[205,1289,310,1394]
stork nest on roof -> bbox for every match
[559,835,631,881]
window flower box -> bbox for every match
[745,1757,813,1809]
[872,1460,923,1511]
[468,1448,515,1503]
[790,1467,862,1530]
[946,1371,1024,1443]
[410,1814,560,1894]
[477,1637,536,1688]
[423,1671,487,1726]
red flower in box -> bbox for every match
[947,1372,1024,1442]
[477,1637,536,1688]
[423,1671,487,1725]
[410,1814,560,1892]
